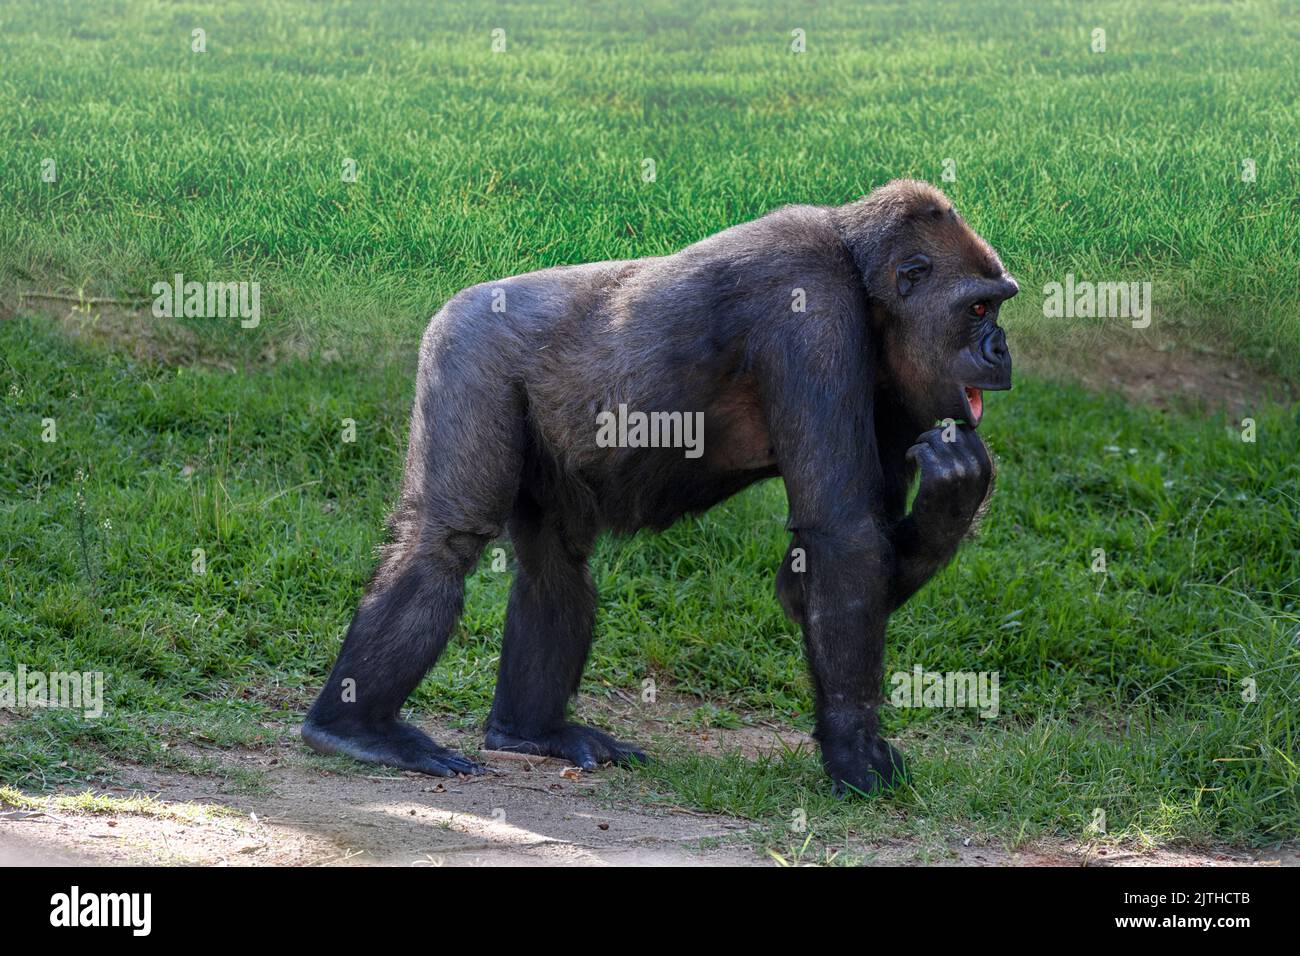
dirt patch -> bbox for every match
[1017,325,1295,416]
[2,709,1294,867]
[4,295,324,371]
[7,295,219,368]
[0,719,755,867]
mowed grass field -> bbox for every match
[3,0,1298,369]
[1,0,1297,858]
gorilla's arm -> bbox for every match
[757,294,908,796]
[887,424,993,611]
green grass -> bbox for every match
[1,0,1297,371]
[1,0,1298,856]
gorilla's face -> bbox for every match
[877,206,1017,429]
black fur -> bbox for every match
[303,179,1018,795]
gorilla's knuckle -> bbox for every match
[929,462,959,485]
[940,447,964,471]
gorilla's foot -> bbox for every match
[301,716,483,777]
[483,722,649,771]
[823,736,910,798]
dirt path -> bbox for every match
[0,763,755,867]
[2,714,1294,867]
[1,719,763,867]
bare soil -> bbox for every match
[1016,325,1295,416]
[2,708,1295,868]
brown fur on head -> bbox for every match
[835,180,1019,431]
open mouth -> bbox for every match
[963,386,984,425]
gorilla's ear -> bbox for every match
[896,254,931,297]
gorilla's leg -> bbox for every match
[483,501,646,769]
[302,527,491,775]
[303,311,525,774]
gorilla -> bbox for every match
[303,179,1017,796]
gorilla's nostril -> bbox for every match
[983,328,1008,363]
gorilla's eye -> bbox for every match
[969,302,988,318]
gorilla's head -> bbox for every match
[839,180,1018,429]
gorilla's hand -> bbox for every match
[905,423,992,539]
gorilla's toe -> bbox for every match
[484,722,649,771]
[302,717,484,777]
